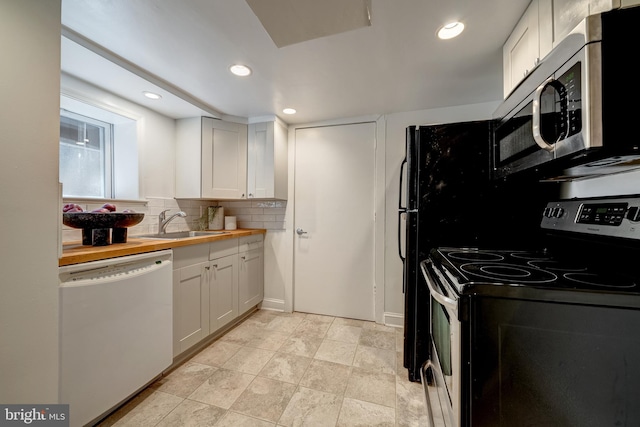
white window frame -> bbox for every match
[59,94,139,201]
[60,109,114,198]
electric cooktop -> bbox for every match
[425,247,640,309]
[435,248,637,289]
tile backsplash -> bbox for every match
[61,197,287,243]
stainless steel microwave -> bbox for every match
[492,6,640,180]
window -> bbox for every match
[59,95,139,200]
[60,110,113,198]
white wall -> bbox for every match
[560,169,640,198]
[60,73,177,200]
[261,230,289,310]
[0,0,61,403]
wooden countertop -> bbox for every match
[59,229,267,266]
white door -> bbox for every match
[294,122,376,320]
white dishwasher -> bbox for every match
[59,250,173,427]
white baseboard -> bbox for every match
[260,300,402,326]
[383,312,404,328]
[260,298,285,312]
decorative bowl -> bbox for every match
[63,212,145,245]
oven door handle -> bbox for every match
[421,260,457,312]
[420,360,438,427]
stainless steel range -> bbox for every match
[421,195,640,427]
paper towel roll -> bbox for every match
[224,216,237,230]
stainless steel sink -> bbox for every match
[138,231,228,239]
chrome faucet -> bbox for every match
[158,209,187,234]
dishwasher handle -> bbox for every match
[59,250,173,286]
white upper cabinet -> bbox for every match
[203,118,248,199]
[247,119,288,200]
[176,117,248,199]
[503,0,622,98]
[538,0,618,57]
[503,0,541,98]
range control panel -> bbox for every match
[541,196,640,240]
[577,203,628,226]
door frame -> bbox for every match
[283,115,386,324]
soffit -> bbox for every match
[245,0,372,47]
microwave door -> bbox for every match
[533,77,569,152]
[494,93,556,179]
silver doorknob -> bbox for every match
[296,228,308,235]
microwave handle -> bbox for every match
[532,77,557,152]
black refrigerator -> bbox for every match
[399,121,550,382]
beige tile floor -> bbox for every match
[97,309,428,426]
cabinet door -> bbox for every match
[238,249,264,316]
[247,122,273,199]
[201,117,248,199]
[209,254,239,333]
[551,0,590,47]
[173,262,209,357]
[503,0,540,97]
[247,120,288,200]
[539,0,619,59]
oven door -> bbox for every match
[420,259,460,427]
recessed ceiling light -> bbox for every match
[437,21,464,40]
[143,91,162,100]
[282,108,297,115]
[230,64,252,77]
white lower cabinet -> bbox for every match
[173,235,264,358]
[239,248,264,316]
[238,234,264,316]
[209,253,239,332]
[173,244,210,357]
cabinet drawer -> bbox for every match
[210,238,239,260]
[239,234,264,252]
[173,243,209,270]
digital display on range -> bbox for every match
[577,203,627,226]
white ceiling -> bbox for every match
[60,0,530,124]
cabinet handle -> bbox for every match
[212,264,218,269]
[205,266,210,271]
